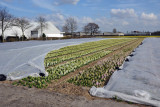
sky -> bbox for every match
[0,0,160,32]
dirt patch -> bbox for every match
[0,83,142,107]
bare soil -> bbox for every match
[0,83,142,107]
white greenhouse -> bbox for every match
[0,21,64,39]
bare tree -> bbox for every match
[0,7,14,42]
[84,23,99,36]
[12,29,19,37]
[36,16,47,36]
[13,17,32,41]
[62,24,69,33]
[63,17,77,36]
[113,28,117,33]
[83,25,90,35]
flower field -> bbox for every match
[44,39,133,68]
[13,38,143,89]
[68,39,143,87]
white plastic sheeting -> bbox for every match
[0,38,106,80]
[90,38,160,107]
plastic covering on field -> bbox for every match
[0,38,106,80]
[90,38,160,106]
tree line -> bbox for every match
[0,7,48,42]
[0,6,101,42]
[62,17,100,36]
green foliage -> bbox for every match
[42,33,46,38]
[68,39,141,87]
[112,96,123,102]
[14,38,141,89]
[45,39,133,67]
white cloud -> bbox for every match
[46,13,66,30]
[54,0,80,5]
[48,13,160,32]
[45,8,160,33]
[141,12,157,20]
[80,17,93,24]
[111,8,137,18]
[32,0,54,11]
[32,0,79,11]
[121,21,129,26]
[0,1,36,13]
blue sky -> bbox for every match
[0,0,160,32]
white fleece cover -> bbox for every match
[0,38,106,80]
[90,38,160,106]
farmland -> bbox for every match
[3,37,159,106]
[13,38,143,90]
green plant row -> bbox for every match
[46,50,112,76]
[45,39,133,58]
[44,39,134,67]
[13,50,111,88]
[47,39,110,54]
[67,54,124,87]
[68,39,142,87]
[12,38,140,89]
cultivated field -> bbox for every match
[2,38,154,107]
[12,38,143,95]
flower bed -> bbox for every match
[45,39,134,67]
[13,38,142,89]
[68,39,143,87]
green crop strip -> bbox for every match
[46,50,112,76]
[45,39,134,68]
[68,39,143,87]
[13,38,140,89]
[45,39,133,58]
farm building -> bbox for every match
[0,21,64,39]
[102,32,124,36]
[73,32,124,37]
[125,31,151,36]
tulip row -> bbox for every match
[45,39,134,67]
[12,38,142,89]
[13,50,111,88]
[68,39,143,87]
[46,50,112,76]
[45,39,133,58]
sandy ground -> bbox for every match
[0,83,139,107]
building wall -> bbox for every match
[46,34,64,38]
